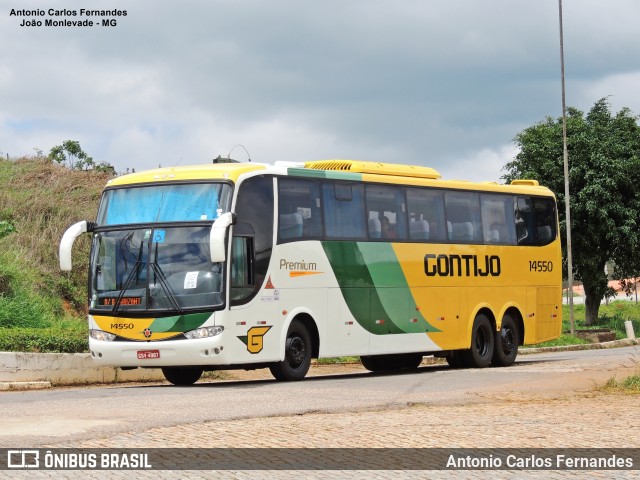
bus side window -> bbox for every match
[230,235,254,302]
[406,188,446,242]
[365,185,407,240]
[515,197,533,245]
[322,183,366,239]
[278,179,323,241]
[533,198,557,245]
[444,191,482,243]
[481,194,516,245]
[231,176,273,306]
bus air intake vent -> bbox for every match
[510,179,540,186]
[303,160,441,179]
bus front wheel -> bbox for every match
[161,366,203,386]
[461,314,495,368]
[269,321,312,381]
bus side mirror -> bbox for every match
[59,221,95,271]
[210,212,237,262]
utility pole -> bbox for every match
[559,0,575,335]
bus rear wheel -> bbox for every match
[461,314,495,368]
[269,321,312,381]
[492,314,519,367]
[161,366,203,386]
[360,355,382,371]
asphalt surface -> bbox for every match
[1,344,638,479]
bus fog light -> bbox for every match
[90,329,116,341]
[184,326,224,339]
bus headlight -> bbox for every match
[90,329,116,341]
[184,326,224,339]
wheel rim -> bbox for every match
[285,335,306,368]
[500,327,516,355]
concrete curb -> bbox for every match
[520,337,639,354]
[1,339,638,391]
[0,381,51,391]
[0,351,164,390]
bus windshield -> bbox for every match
[90,226,224,313]
[97,183,232,226]
[90,182,232,313]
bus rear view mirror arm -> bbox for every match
[59,221,96,271]
[210,212,237,263]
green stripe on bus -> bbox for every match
[287,168,362,181]
[149,312,211,333]
[357,243,437,333]
[322,241,437,334]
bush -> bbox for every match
[0,220,15,239]
[0,327,88,353]
[0,253,59,328]
[0,296,55,328]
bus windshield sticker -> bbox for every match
[184,271,199,289]
[153,229,165,243]
[261,289,280,302]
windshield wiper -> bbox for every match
[150,261,183,314]
[113,260,142,314]
[113,233,145,314]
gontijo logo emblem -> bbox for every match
[238,326,272,353]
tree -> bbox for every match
[503,98,640,325]
[49,140,94,170]
[94,161,117,176]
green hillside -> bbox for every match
[0,156,110,351]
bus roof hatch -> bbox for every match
[510,179,540,187]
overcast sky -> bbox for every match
[2,0,639,182]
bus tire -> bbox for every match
[269,321,312,381]
[492,314,519,367]
[399,353,423,370]
[360,355,382,372]
[461,314,495,368]
[445,351,467,369]
[161,366,203,386]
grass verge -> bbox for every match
[598,372,640,394]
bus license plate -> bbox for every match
[137,350,160,360]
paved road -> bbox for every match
[0,346,638,451]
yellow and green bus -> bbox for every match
[60,159,561,384]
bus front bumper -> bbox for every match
[88,335,231,368]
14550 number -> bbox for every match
[529,260,553,272]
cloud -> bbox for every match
[442,144,518,183]
[578,71,640,115]
[1,0,639,181]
